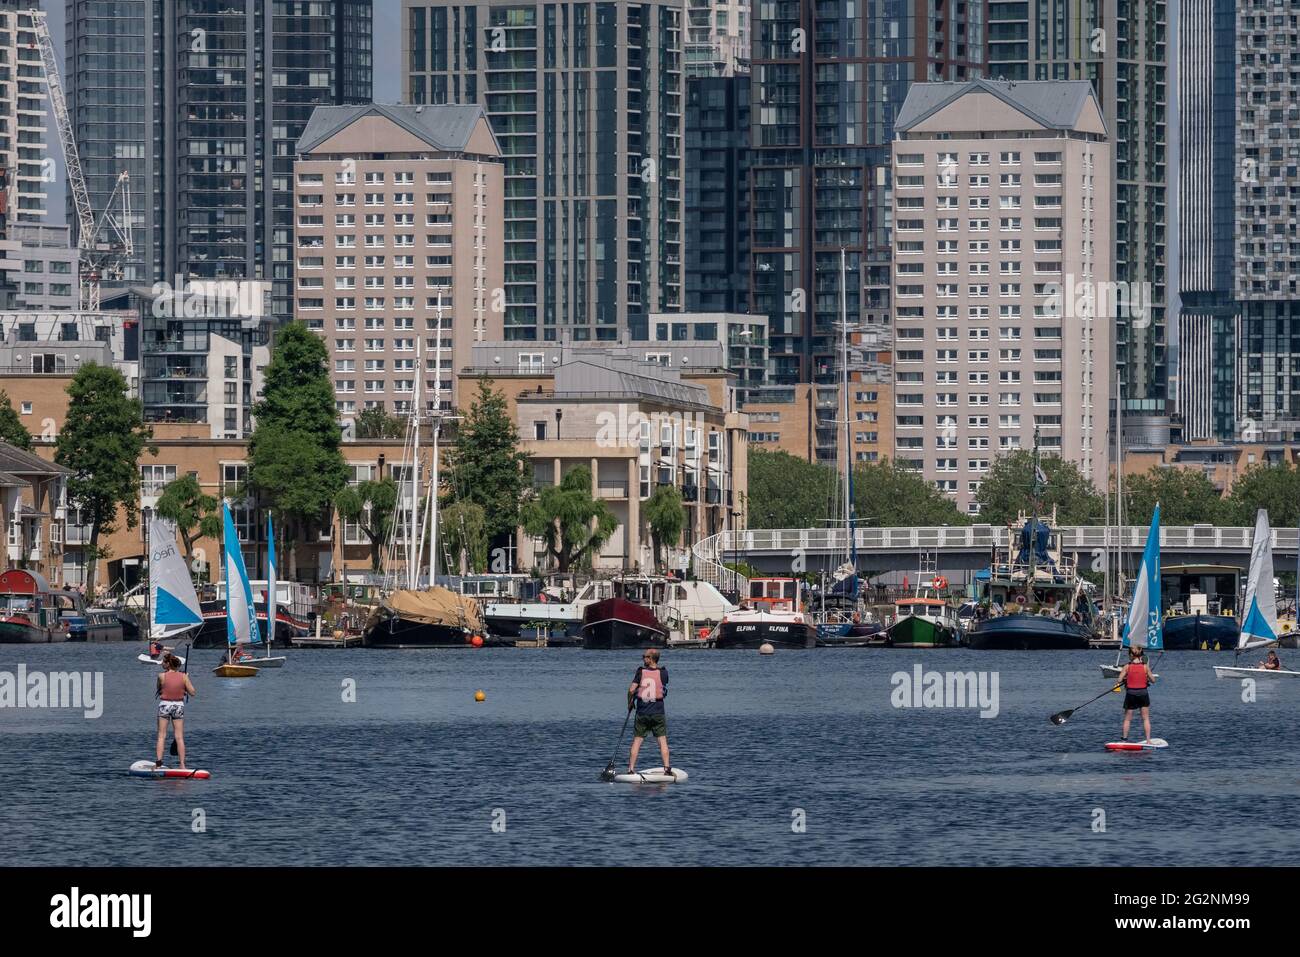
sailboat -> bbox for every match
[242,512,287,667]
[213,501,261,677]
[1214,510,1298,679]
[1101,504,1162,677]
[136,516,203,666]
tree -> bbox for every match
[0,390,32,450]
[854,458,971,527]
[1224,463,1300,529]
[248,322,348,572]
[333,477,399,571]
[447,377,529,540]
[55,364,154,598]
[747,450,837,528]
[1123,466,1224,528]
[975,450,1104,526]
[643,485,685,571]
[440,500,488,573]
[521,465,618,572]
[153,474,221,572]
[355,405,405,439]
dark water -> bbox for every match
[2,644,1297,866]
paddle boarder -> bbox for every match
[626,648,671,775]
[155,654,197,769]
[1260,649,1283,671]
[1118,646,1155,741]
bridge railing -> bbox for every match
[695,525,1300,559]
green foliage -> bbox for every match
[355,406,406,439]
[440,500,489,573]
[1122,467,1224,528]
[521,464,618,572]
[747,450,837,528]
[55,363,154,596]
[643,485,685,571]
[334,477,399,571]
[854,458,971,527]
[447,377,529,539]
[248,322,348,535]
[975,450,1104,526]
[0,390,32,450]
[154,474,221,570]
[1224,462,1300,529]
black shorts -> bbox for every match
[634,713,667,738]
[1123,691,1150,711]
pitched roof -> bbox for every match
[0,442,70,477]
[0,469,28,488]
[895,78,1103,135]
[297,103,496,155]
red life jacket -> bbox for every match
[160,671,186,702]
[1125,662,1149,690]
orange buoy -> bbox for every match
[474,690,486,702]
[470,635,484,648]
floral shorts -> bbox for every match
[158,700,185,721]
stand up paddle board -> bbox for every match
[611,766,688,784]
[1104,738,1168,752]
[137,654,185,666]
[129,760,209,779]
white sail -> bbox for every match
[149,517,203,640]
[222,501,261,647]
[1239,508,1278,649]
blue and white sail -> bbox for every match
[1238,508,1278,650]
[148,516,203,640]
[266,511,277,647]
[222,501,262,647]
[1122,504,1162,651]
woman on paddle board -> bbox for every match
[626,648,671,775]
[1118,646,1154,742]
[155,654,197,769]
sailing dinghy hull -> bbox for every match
[1213,665,1300,680]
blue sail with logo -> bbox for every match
[1122,504,1162,652]
[223,502,262,648]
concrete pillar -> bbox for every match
[626,457,639,570]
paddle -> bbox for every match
[170,642,190,758]
[599,698,636,781]
[1050,684,1123,725]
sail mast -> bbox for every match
[429,293,444,585]
[840,248,856,577]
[409,336,423,589]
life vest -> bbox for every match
[637,667,664,703]
[1125,662,1149,690]
[160,671,186,701]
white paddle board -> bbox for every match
[611,766,688,784]
[129,760,209,779]
[1104,738,1168,752]
[138,654,185,666]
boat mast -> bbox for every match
[144,509,152,640]
[840,248,857,580]
[429,294,444,585]
[409,335,423,590]
[1028,427,1041,604]
[1115,378,1125,599]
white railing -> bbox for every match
[695,525,1297,559]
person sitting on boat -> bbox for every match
[148,639,171,659]
[231,642,254,664]
[1118,647,1155,742]
[626,648,671,776]
[1260,650,1283,671]
[155,654,197,770]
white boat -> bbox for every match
[1100,506,1162,676]
[138,653,185,666]
[216,501,263,676]
[482,579,613,640]
[1214,509,1281,677]
[1214,665,1300,680]
[143,516,204,655]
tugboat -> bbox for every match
[965,432,1096,650]
[0,570,66,643]
[888,592,960,648]
[714,578,818,649]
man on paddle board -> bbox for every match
[1118,646,1155,741]
[626,648,671,775]
[155,654,197,769]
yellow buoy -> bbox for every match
[474,690,486,702]
[1213,642,1221,651]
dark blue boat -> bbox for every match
[1159,565,1240,651]
[1160,613,1239,650]
[965,612,1092,650]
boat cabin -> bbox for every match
[0,569,61,630]
[746,578,803,614]
[895,596,956,626]
[1161,564,1240,619]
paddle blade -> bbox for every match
[598,765,616,782]
[1049,710,1072,726]
[169,737,178,757]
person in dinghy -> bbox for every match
[1259,649,1284,671]
[155,654,197,769]
[626,648,671,776]
[1118,646,1155,742]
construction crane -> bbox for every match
[30,10,133,310]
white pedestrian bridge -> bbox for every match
[691,525,1300,590]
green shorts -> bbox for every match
[633,713,667,739]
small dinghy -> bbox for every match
[138,653,185,666]
[212,663,258,678]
